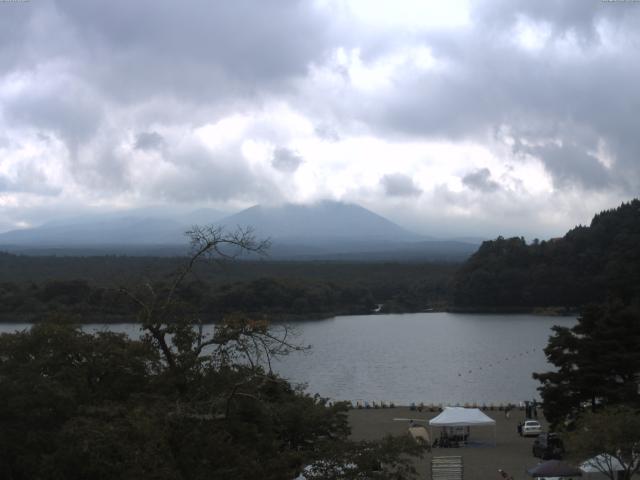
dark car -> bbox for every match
[532,433,565,460]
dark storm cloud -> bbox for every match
[0,0,334,120]
[0,0,334,203]
[51,0,333,103]
[380,173,421,197]
[3,80,102,149]
[271,147,303,173]
[471,0,634,41]
[462,168,500,193]
[520,142,611,190]
[134,132,166,152]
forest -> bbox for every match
[0,253,456,322]
[451,199,640,311]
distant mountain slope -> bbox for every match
[0,208,224,247]
[0,201,478,261]
[451,199,640,309]
[217,201,424,243]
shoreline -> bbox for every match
[0,307,579,324]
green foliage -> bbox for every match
[0,227,426,479]
[0,259,456,320]
[0,323,159,479]
[533,300,640,427]
[0,317,424,479]
[207,277,375,316]
[452,199,640,309]
[564,406,640,480]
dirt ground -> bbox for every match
[348,406,555,480]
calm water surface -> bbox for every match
[0,312,575,405]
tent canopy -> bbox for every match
[429,407,496,427]
[527,460,582,478]
[580,454,627,473]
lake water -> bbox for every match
[0,312,575,405]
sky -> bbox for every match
[1,0,639,239]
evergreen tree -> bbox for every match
[533,300,640,427]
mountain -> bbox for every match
[217,201,423,243]
[0,207,225,248]
[214,201,477,261]
[0,201,478,261]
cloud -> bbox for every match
[134,131,166,151]
[470,0,633,43]
[314,123,341,142]
[380,173,421,197]
[520,142,611,190]
[0,0,638,238]
[133,139,283,204]
[304,1,640,194]
[47,0,334,104]
[271,147,304,173]
[0,162,60,196]
[462,168,500,193]
[2,69,103,151]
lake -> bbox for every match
[0,312,575,405]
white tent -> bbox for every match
[580,454,627,476]
[429,407,496,446]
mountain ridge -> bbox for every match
[0,201,479,261]
[215,201,426,243]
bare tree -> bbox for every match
[120,225,305,397]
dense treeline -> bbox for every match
[0,259,456,321]
[452,199,640,310]
[0,252,456,286]
[0,278,372,321]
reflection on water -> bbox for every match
[0,312,575,405]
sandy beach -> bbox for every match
[348,406,552,480]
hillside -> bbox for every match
[0,207,224,247]
[0,201,479,261]
[451,199,640,310]
[218,201,423,243]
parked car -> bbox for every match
[532,433,565,459]
[522,420,542,437]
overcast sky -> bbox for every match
[1,0,639,238]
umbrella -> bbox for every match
[527,460,582,478]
